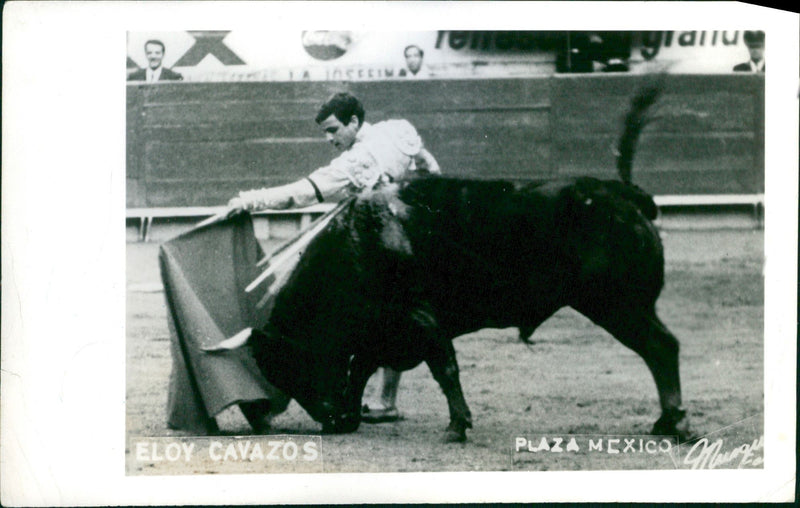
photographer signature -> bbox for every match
[682,435,764,469]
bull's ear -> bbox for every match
[201,327,252,352]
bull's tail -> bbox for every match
[616,82,662,185]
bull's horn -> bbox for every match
[201,327,252,352]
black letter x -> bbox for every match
[175,31,245,66]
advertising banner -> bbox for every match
[127,30,762,82]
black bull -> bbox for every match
[246,85,692,442]
[248,175,691,442]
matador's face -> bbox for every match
[319,114,360,152]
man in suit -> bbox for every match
[128,39,183,82]
[399,45,427,78]
[733,31,765,73]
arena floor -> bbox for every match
[126,228,764,473]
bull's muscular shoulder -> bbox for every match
[557,177,656,220]
[397,176,518,211]
[351,184,413,256]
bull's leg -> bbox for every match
[642,315,693,440]
[577,304,693,441]
[334,354,378,433]
[425,340,473,443]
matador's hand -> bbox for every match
[226,196,249,217]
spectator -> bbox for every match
[128,39,183,82]
[227,91,440,428]
[596,31,631,73]
[733,31,765,73]
[557,32,631,73]
[556,32,600,73]
[400,44,426,78]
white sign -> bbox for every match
[127,30,763,82]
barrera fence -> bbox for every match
[126,73,764,238]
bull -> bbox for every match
[246,85,692,443]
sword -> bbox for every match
[194,208,231,229]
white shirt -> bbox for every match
[237,119,438,210]
[146,67,163,82]
[748,60,765,73]
[309,120,424,195]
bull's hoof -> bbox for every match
[338,415,361,434]
[442,422,468,443]
[443,429,467,443]
[652,409,695,443]
[321,413,361,434]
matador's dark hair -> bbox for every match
[315,92,365,126]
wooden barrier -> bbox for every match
[126,193,764,242]
[126,73,764,218]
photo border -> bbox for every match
[2,2,797,505]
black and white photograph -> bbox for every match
[2,2,798,505]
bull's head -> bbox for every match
[241,190,413,434]
[249,326,361,433]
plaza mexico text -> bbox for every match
[515,436,675,455]
[513,434,764,469]
[133,438,320,463]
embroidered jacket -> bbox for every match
[235,119,437,210]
